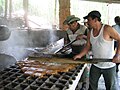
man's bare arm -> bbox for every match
[106,25,120,63]
[73,31,91,60]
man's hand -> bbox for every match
[76,34,87,40]
[113,54,120,63]
[73,54,82,60]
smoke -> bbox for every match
[0,29,30,61]
[0,28,60,61]
[49,29,58,44]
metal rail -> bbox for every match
[55,39,77,54]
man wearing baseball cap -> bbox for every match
[74,10,120,90]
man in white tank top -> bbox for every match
[74,10,120,90]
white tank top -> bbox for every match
[90,24,115,69]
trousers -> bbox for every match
[88,65,119,90]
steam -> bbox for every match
[0,29,30,61]
[49,29,57,44]
[0,16,60,61]
[0,28,60,61]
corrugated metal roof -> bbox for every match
[83,0,120,3]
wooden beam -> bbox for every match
[4,0,8,18]
[59,0,70,30]
[23,0,29,28]
[9,0,12,19]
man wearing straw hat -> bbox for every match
[63,15,88,58]
[62,15,89,89]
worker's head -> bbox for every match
[84,10,101,21]
[114,16,120,25]
[63,15,80,30]
[83,10,101,28]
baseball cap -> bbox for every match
[83,10,101,19]
[63,15,80,25]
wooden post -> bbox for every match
[9,0,12,19]
[59,0,70,30]
[23,0,29,28]
[4,0,8,18]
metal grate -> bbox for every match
[0,64,84,90]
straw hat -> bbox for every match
[63,15,80,25]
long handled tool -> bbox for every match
[77,58,113,63]
[55,39,77,54]
[29,56,113,64]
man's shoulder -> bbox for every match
[79,24,87,30]
[103,24,116,34]
[112,25,120,29]
[79,24,86,27]
[104,24,112,29]
[66,29,72,33]
[112,25,116,27]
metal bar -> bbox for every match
[55,39,77,54]
[87,58,112,62]
[63,39,77,48]
[76,58,113,63]
[28,56,113,64]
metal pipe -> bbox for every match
[55,39,77,54]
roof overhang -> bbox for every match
[82,0,120,4]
